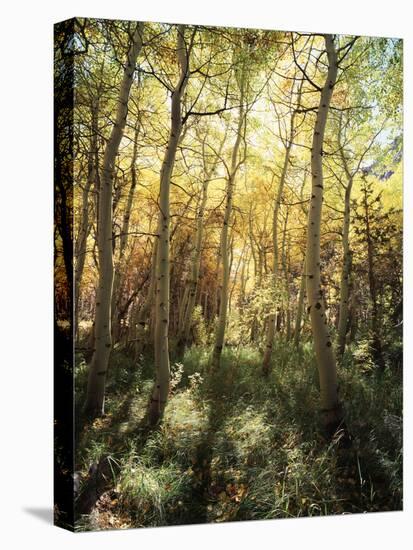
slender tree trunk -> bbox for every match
[75,176,92,342]
[112,121,140,342]
[337,182,353,358]
[336,113,356,359]
[306,34,343,433]
[228,234,235,312]
[362,179,385,370]
[348,277,358,344]
[285,302,292,340]
[84,23,145,418]
[248,207,260,342]
[293,256,306,347]
[147,26,192,425]
[212,68,246,370]
[294,172,310,348]
[178,171,210,349]
[75,174,92,341]
[229,242,246,313]
[177,131,224,350]
[212,246,222,321]
[249,208,258,282]
[75,102,99,343]
[133,239,158,359]
[283,233,292,341]
[178,285,189,332]
[262,74,305,372]
[239,248,249,311]
[262,131,294,374]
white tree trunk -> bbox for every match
[337,182,353,357]
[262,75,304,372]
[262,132,294,374]
[84,23,144,418]
[178,136,224,350]
[293,257,306,347]
[75,101,99,343]
[112,122,140,342]
[178,176,209,348]
[147,25,192,424]
[212,69,246,370]
[282,227,292,341]
[305,34,343,432]
[131,239,157,356]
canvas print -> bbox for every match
[54,18,403,531]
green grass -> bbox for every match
[75,341,403,530]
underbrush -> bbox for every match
[75,340,402,530]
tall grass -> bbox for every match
[75,339,402,529]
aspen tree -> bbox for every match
[293,258,306,347]
[360,175,386,371]
[262,65,307,371]
[294,171,309,347]
[133,239,157,358]
[262,91,300,374]
[212,64,246,370]
[112,121,140,342]
[336,115,382,358]
[75,101,98,342]
[336,125,354,358]
[282,217,292,341]
[177,173,209,349]
[177,134,223,351]
[84,23,145,418]
[305,34,343,432]
[147,25,194,424]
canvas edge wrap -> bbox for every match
[54,18,75,532]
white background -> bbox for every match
[0,0,411,548]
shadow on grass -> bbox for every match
[75,417,160,519]
[74,357,158,521]
[73,343,403,526]
[184,369,239,524]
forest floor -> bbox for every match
[74,342,402,531]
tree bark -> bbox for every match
[177,132,224,351]
[178,169,210,350]
[305,34,343,433]
[336,114,354,358]
[336,182,353,358]
[262,120,295,374]
[262,72,305,372]
[212,67,246,370]
[75,101,99,343]
[336,118,382,358]
[112,121,140,343]
[84,23,145,418]
[133,239,157,358]
[293,256,306,347]
[239,247,249,311]
[361,177,385,371]
[282,223,292,341]
[147,25,193,425]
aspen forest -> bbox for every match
[54,18,403,530]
